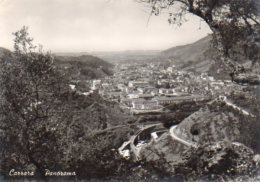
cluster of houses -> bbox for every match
[88,63,245,114]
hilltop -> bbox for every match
[54,55,113,80]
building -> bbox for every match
[138,94,154,99]
[159,88,176,96]
[166,66,176,73]
[132,100,159,110]
[128,81,150,88]
[153,95,208,105]
[91,80,102,90]
[121,98,133,106]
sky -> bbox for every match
[0,0,212,52]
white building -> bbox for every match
[91,80,102,90]
[128,81,149,88]
[167,66,176,73]
[159,88,176,95]
[132,100,159,110]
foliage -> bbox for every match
[0,26,71,177]
[0,27,133,180]
[54,55,113,81]
[174,141,258,181]
[160,113,187,128]
[139,0,260,74]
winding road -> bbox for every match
[119,96,254,160]
[169,125,198,148]
[219,96,255,117]
[129,123,162,160]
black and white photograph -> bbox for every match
[0,0,260,181]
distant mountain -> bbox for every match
[160,36,215,73]
[162,36,211,60]
[91,50,160,64]
[160,27,259,81]
[54,55,113,80]
[55,50,160,64]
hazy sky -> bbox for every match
[0,0,212,52]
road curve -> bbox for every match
[130,123,162,160]
[169,125,198,148]
[170,125,247,150]
[219,96,255,117]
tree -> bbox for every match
[139,0,260,77]
[0,26,70,177]
[0,27,137,180]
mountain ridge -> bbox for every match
[160,35,215,73]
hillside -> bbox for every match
[160,27,260,81]
[160,36,215,73]
[0,48,125,130]
[0,48,113,80]
[162,36,211,62]
[54,55,113,80]
[62,91,131,132]
[137,95,260,181]
[173,96,259,150]
[141,96,260,156]
[0,47,12,58]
